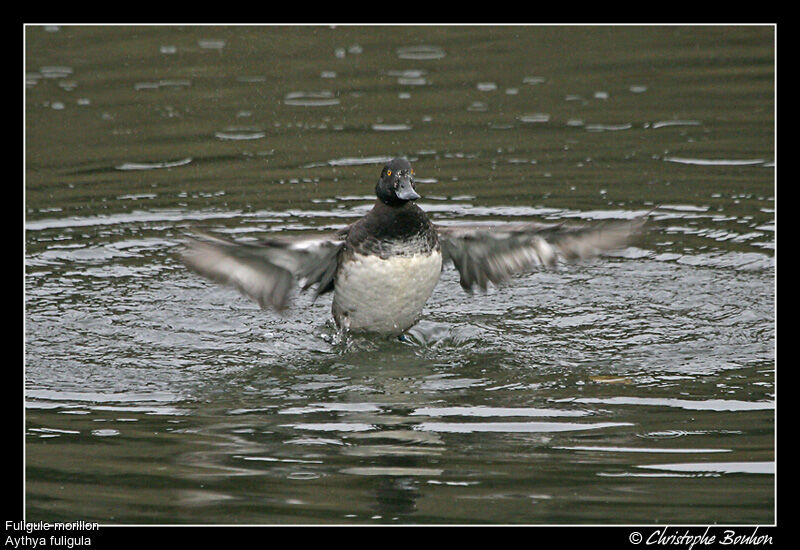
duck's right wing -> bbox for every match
[179,229,346,310]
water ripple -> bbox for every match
[410,406,590,418]
[638,462,773,475]
[215,128,266,141]
[664,156,767,166]
[562,397,773,412]
[414,421,632,433]
[371,123,412,131]
[651,120,702,129]
[556,445,730,453]
[585,123,633,132]
[115,158,192,171]
[395,45,446,60]
[283,91,340,107]
[519,113,551,123]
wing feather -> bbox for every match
[179,230,345,310]
[437,217,646,291]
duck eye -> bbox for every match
[386,170,392,177]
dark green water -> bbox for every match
[25,25,774,524]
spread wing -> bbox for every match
[437,217,646,291]
[179,229,346,310]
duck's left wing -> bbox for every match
[179,229,345,310]
[436,217,646,291]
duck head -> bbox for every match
[375,157,420,206]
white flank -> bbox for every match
[333,250,443,334]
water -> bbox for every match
[24,25,774,525]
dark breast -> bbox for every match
[345,202,440,259]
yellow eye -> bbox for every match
[387,170,392,176]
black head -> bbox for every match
[375,157,420,206]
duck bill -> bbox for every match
[395,177,420,201]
